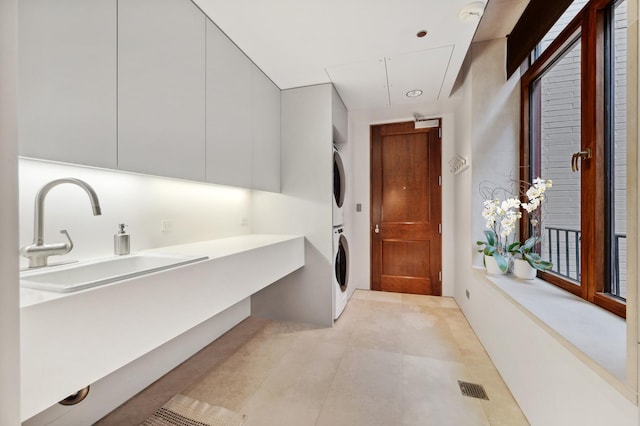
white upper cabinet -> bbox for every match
[18,0,281,189]
[118,0,206,181]
[331,86,348,145]
[18,0,117,168]
[252,67,281,192]
[206,21,253,188]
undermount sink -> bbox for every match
[20,253,208,293]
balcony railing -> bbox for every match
[544,227,627,299]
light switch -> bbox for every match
[356,203,362,212]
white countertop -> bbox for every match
[20,234,302,308]
[20,233,305,420]
[144,233,302,259]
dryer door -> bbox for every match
[335,234,349,292]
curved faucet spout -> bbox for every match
[33,178,101,245]
[23,178,102,268]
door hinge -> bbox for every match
[438,127,442,138]
[439,271,442,282]
[438,223,442,234]
[438,175,442,186]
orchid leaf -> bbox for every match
[492,252,508,272]
[483,230,496,247]
[507,241,521,252]
[522,237,537,251]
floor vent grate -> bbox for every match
[458,380,489,400]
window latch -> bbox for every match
[571,148,592,172]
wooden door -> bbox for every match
[371,121,442,295]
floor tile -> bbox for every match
[351,289,370,300]
[402,355,489,426]
[367,290,403,303]
[349,308,404,353]
[185,330,295,412]
[97,291,528,426]
[315,348,403,426]
[241,339,346,426]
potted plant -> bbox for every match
[476,196,522,274]
[508,236,553,279]
[477,177,553,276]
[512,177,554,279]
[477,229,515,274]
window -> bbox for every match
[521,0,629,318]
[606,0,628,300]
[532,0,589,61]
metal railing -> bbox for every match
[545,227,581,282]
[613,234,627,298]
[544,226,627,299]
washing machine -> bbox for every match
[333,146,345,227]
[333,226,349,320]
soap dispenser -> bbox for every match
[114,224,130,255]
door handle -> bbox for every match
[374,224,380,234]
[571,148,591,172]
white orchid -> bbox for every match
[479,178,552,273]
[522,177,551,213]
[481,196,522,244]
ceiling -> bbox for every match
[193,0,491,111]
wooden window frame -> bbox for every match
[520,0,626,318]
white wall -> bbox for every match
[251,84,334,327]
[451,49,473,306]
[452,37,638,426]
[0,0,21,423]
[18,158,251,267]
[347,101,457,296]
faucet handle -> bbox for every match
[59,229,74,253]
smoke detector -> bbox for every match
[459,2,485,23]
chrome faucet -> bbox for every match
[21,178,102,268]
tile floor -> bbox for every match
[96,290,529,426]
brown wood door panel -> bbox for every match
[380,276,431,294]
[382,240,431,277]
[371,120,442,296]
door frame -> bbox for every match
[369,119,443,295]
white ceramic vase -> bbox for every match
[484,255,507,275]
[513,259,536,280]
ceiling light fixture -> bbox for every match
[459,1,485,23]
[416,30,428,38]
[406,90,423,98]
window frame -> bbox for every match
[520,0,626,318]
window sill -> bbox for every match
[472,266,635,402]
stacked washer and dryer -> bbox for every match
[333,144,351,320]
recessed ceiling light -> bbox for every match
[416,30,428,38]
[406,90,423,98]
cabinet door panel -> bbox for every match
[118,0,205,181]
[332,86,348,145]
[252,67,281,192]
[206,21,253,188]
[18,0,117,168]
